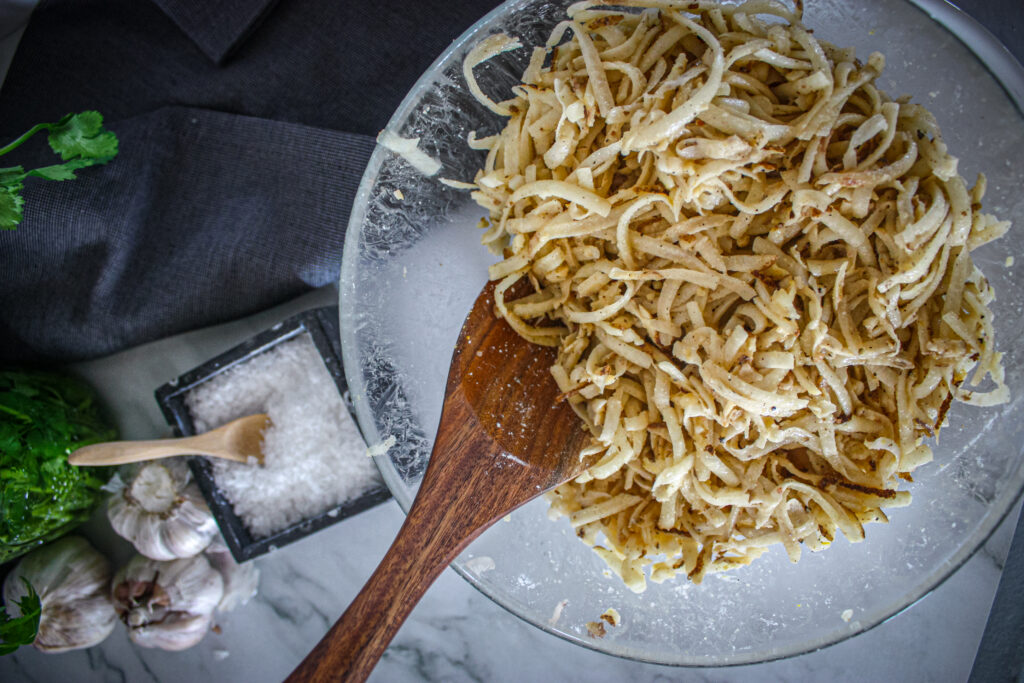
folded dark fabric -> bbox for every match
[0,0,498,363]
[0,0,499,140]
[152,0,281,64]
[0,107,374,362]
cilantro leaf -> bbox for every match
[27,158,95,182]
[0,168,25,230]
[0,166,25,184]
[0,188,25,230]
[0,578,41,655]
[47,111,118,163]
[0,111,118,230]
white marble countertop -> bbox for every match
[1,286,1020,683]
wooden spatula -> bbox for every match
[286,281,592,682]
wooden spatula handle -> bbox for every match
[286,389,499,683]
[285,492,480,682]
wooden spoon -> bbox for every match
[286,281,592,682]
[68,413,270,466]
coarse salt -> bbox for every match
[185,334,382,539]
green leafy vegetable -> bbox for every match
[0,370,117,564]
[0,578,41,655]
[0,111,119,230]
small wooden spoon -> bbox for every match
[286,281,592,682]
[69,413,270,466]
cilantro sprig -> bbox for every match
[0,111,118,230]
[0,370,117,564]
[0,578,41,655]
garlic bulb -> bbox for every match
[108,460,218,560]
[204,539,259,612]
[111,553,224,651]
[2,536,117,653]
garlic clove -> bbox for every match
[2,536,117,653]
[108,462,218,561]
[31,594,118,653]
[205,547,259,612]
[158,486,220,558]
[130,461,179,513]
[111,553,224,651]
[126,611,215,651]
[156,555,224,616]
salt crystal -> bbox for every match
[185,334,382,539]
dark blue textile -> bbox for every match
[0,0,499,362]
[152,0,282,64]
[0,107,375,360]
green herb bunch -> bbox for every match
[0,111,119,230]
[0,370,117,563]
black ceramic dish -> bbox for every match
[155,306,391,563]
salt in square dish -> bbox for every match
[155,306,391,563]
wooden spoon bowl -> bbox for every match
[286,281,592,682]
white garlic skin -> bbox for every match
[111,553,224,651]
[127,611,215,652]
[204,544,259,613]
[108,460,219,561]
[2,536,117,653]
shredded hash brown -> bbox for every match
[461,0,1010,590]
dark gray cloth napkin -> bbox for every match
[0,0,500,140]
[0,107,374,360]
[152,0,282,64]
[0,0,499,362]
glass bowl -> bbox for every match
[339,0,1024,666]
